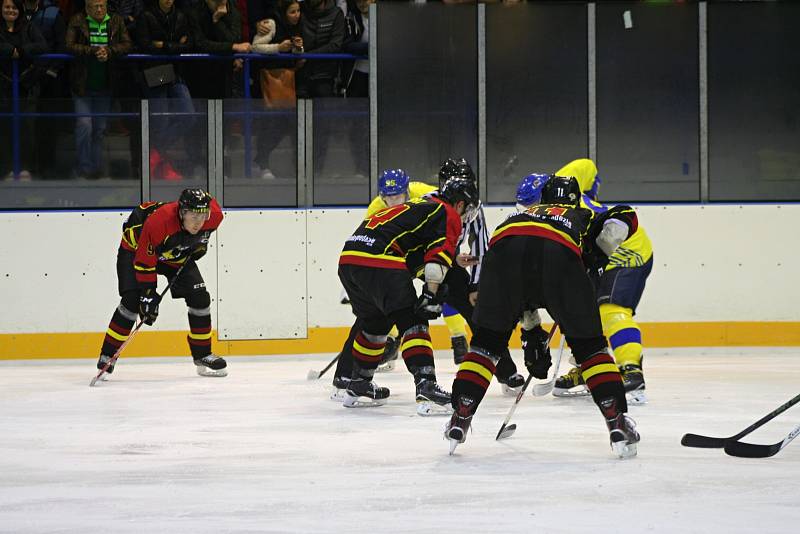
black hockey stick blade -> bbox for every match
[681,392,800,449]
[496,423,517,441]
[723,424,800,458]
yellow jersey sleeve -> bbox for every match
[408,182,437,200]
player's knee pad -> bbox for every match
[119,292,140,320]
[600,303,642,366]
[470,327,512,358]
[442,303,458,317]
[186,290,211,316]
[567,336,609,365]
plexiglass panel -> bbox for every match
[486,2,588,203]
[222,99,297,208]
[596,2,699,202]
[313,97,370,206]
[377,2,477,186]
[708,2,800,201]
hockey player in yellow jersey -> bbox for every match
[516,160,653,404]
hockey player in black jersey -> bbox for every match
[338,177,480,415]
[445,176,640,458]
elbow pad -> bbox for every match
[596,219,629,257]
[424,262,448,285]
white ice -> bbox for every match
[1,348,799,533]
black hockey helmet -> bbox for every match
[440,176,481,223]
[438,157,476,188]
[540,175,581,207]
[178,188,212,213]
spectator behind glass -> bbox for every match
[340,0,369,97]
[186,0,250,98]
[107,0,142,34]
[1,0,47,180]
[22,0,69,179]
[250,0,302,180]
[297,0,343,98]
[136,0,196,181]
[65,0,132,179]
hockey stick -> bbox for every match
[681,393,800,449]
[531,334,566,397]
[723,423,800,458]
[306,354,340,381]
[90,261,189,387]
[495,323,559,441]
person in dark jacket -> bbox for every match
[65,0,131,178]
[1,0,47,179]
[137,0,195,180]
[186,0,249,98]
[297,0,343,98]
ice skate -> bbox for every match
[376,336,399,373]
[445,394,476,454]
[342,378,390,408]
[194,355,228,377]
[600,397,640,459]
[451,335,468,365]
[97,354,115,375]
[620,362,647,405]
[416,378,453,416]
[552,366,590,397]
[330,376,351,402]
[498,372,524,397]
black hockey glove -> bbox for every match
[139,288,161,326]
[521,325,551,379]
[414,284,448,320]
[190,244,207,261]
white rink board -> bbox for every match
[217,210,307,340]
[1,349,798,532]
[0,205,798,336]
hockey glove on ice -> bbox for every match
[414,284,448,321]
[522,325,552,379]
[139,288,161,326]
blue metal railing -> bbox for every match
[1,52,366,179]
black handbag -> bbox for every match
[142,63,176,88]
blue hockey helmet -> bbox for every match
[515,173,550,208]
[378,169,411,198]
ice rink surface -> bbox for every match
[1,348,799,533]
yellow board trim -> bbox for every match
[1,322,800,360]
[459,361,494,382]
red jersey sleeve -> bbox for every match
[423,200,462,268]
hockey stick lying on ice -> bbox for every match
[723,423,800,458]
[531,335,566,397]
[681,393,800,448]
[496,323,559,441]
[90,261,189,387]
[307,354,340,380]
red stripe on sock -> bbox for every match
[456,371,490,391]
[585,372,623,390]
[463,352,497,374]
[581,353,615,370]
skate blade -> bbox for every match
[196,367,228,377]
[343,394,387,408]
[375,361,396,373]
[611,441,638,459]
[416,401,453,417]
[552,386,590,398]
[448,438,460,455]
[501,384,522,397]
[626,389,648,405]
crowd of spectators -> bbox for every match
[0,0,373,181]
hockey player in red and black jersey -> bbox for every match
[445,176,641,458]
[337,176,479,415]
[97,188,227,377]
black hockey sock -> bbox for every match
[100,305,136,356]
[187,312,212,358]
[351,332,385,378]
[452,347,499,410]
[579,350,628,412]
[400,325,435,376]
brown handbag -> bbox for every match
[260,68,296,109]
